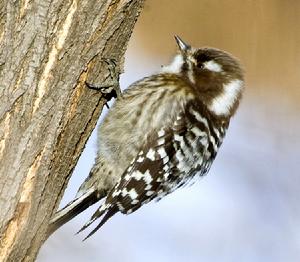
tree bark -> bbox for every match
[0,0,144,261]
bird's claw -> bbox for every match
[85,58,120,108]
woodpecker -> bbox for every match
[49,36,244,240]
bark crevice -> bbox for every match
[0,0,145,261]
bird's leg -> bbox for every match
[85,58,121,108]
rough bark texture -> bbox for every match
[0,0,144,261]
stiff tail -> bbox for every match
[47,188,103,236]
[83,208,118,240]
[75,202,118,241]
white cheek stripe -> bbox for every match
[209,79,243,116]
[203,60,222,72]
[161,54,183,74]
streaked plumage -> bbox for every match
[49,36,244,239]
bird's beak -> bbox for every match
[174,35,191,55]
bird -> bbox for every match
[49,35,244,240]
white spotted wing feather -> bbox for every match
[79,102,227,239]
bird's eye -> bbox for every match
[195,52,210,69]
[196,62,204,69]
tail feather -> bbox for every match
[82,207,118,241]
[75,207,107,235]
[47,188,103,236]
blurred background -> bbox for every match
[38,0,300,261]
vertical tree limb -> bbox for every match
[0,0,145,261]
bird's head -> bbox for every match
[162,36,245,117]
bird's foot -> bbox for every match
[85,58,121,108]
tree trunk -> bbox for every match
[0,0,144,261]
